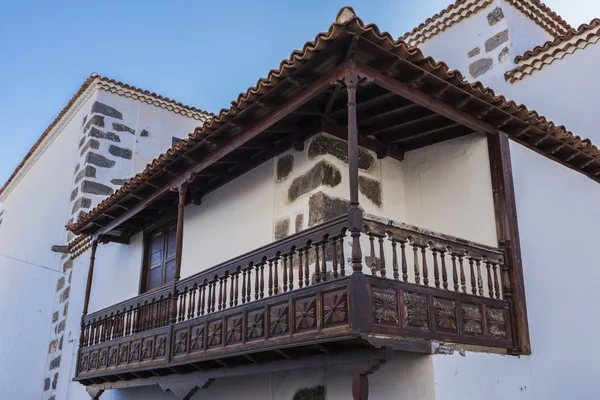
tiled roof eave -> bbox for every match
[68,7,600,236]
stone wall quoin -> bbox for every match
[273,132,382,241]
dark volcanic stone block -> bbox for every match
[72,197,91,214]
[485,29,509,52]
[109,144,133,159]
[308,134,374,170]
[112,122,135,134]
[487,7,504,25]
[276,154,294,182]
[75,165,97,183]
[80,138,100,156]
[111,178,127,186]
[288,160,341,202]
[295,214,304,233]
[91,101,123,120]
[89,127,120,143]
[86,152,116,168]
[469,58,493,78]
[274,218,290,240]
[293,386,325,400]
[308,192,350,227]
[82,180,114,196]
[83,115,105,133]
[358,176,382,206]
[49,355,61,370]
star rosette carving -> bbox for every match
[174,330,188,355]
[270,305,289,335]
[141,339,153,360]
[207,322,222,347]
[89,351,98,370]
[118,344,129,364]
[404,292,429,330]
[486,307,507,339]
[434,298,457,332]
[155,336,167,358]
[190,325,204,352]
[98,349,108,368]
[227,316,243,343]
[80,353,89,371]
[372,289,399,325]
[247,311,264,340]
[323,290,347,326]
[295,298,316,331]
[462,304,482,336]
[108,347,117,366]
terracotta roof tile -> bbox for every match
[506,18,600,82]
[402,0,571,47]
[0,74,212,199]
[69,7,599,234]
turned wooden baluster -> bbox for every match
[254,263,260,300]
[223,275,228,310]
[486,260,493,298]
[332,238,339,279]
[440,250,448,290]
[273,258,279,295]
[211,277,217,313]
[282,254,289,292]
[218,278,224,311]
[234,269,240,305]
[421,246,429,286]
[493,263,501,299]
[241,270,247,304]
[378,236,386,278]
[321,242,327,282]
[268,260,274,296]
[246,266,252,303]
[206,280,213,314]
[189,285,197,320]
[476,259,484,297]
[200,281,207,315]
[297,249,304,289]
[412,243,421,285]
[391,240,399,281]
[314,243,321,284]
[338,236,346,277]
[400,240,408,282]
[469,258,477,295]
[459,254,467,293]
[304,247,310,287]
[260,261,265,299]
[289,251,295,290]
[230,272,235,307]
[432,248,440,288]
[369,234,377,275]
[132,305,139,334]
[180,289,187,322]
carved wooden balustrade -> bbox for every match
[76,215,517,385]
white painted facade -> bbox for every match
[3,1,600,399]
[0,79,205,400]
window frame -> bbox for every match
[139,220,178,294]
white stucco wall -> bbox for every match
[0,95,92,400]
[504,43,600,143]
[509,140,600,400]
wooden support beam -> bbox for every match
[487,132,531,355]
[387,123,462,145]
[92,66,345,236]
[367,113,443,136]
[353,62,497,135]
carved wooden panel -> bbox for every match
[80,352,89,372]
[269,303,289,336]
[108,346,118,366]
[486,307,507,339]
[89,350,98,370]
[98,348,108,368]
[173,329,189,355]
[118,343,129,365]
[141,338,154,361]
[295,297,316,331]
[372,288,399,325]
[323,289,348,327]
[129,340,141,362]
[189,324,205,352]
[404,292,429,330]
[207,321,223,348]
[462,303,483,336]
[247,310,265,341]
[155,336,167,358]
[434,298,457,333]
[226,315,243,344]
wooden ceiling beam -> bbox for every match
[367,113,444,136]
[387,123,463,145]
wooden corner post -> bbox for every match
[80,239,98,348]
[487,131,531,354]
[345,69,363,273]
[171,183,188,324]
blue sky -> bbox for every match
[0,0,597,188]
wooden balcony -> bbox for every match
[75,215,517,387]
